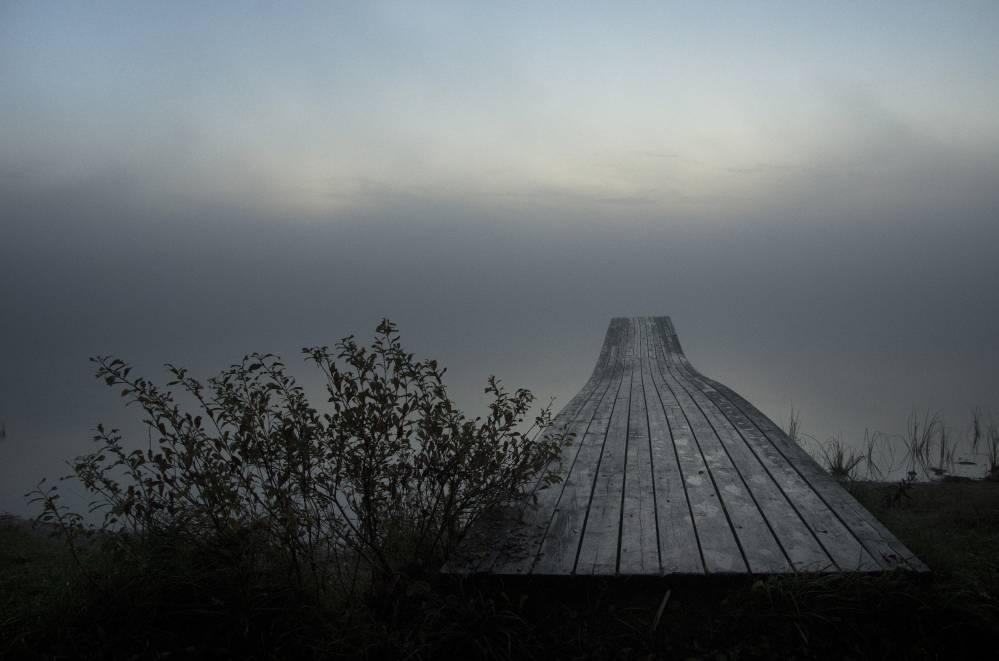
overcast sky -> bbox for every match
[2,1,998,514]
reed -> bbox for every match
[930,424,957,477]
[862,429,893,481]
[971,407,983,453]
[786,407,803,446]
[820,436,864,480]
[902,410,942,477]
[986,418,999,479]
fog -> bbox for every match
[4,178,997,514]
[2,2,998,514]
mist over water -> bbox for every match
[3,187,997,515]
[2,2,998,515]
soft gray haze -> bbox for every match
[2,1,998,514]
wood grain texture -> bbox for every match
[445,317,926,576]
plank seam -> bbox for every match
[639,322,665,574]
[524,355,623,574]
[658,339,847,570]
[646,320,708,574]
[657,328,797,572]
[656,317,904,571]
[572,345,628,575]
[477,323,624,573]
[647,319,750,574]
[615,318,636,574]
[706,377,915,570]
[642,318,704,574]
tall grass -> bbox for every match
[931,424,958,476]
[819,436,865,481]
[862,429,895,481]
[968,407,999,479]
[986,418,999,479]
[902,410,942,477]
[786,407,803,446]
[971,407,983,453]
[784,407,823,460]
[789,407,997,482]
[788,411,880,481]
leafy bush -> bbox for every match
[32,320,566,599]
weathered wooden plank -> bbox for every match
[653,317,924,571]
[651,318,832,571]
[639,326,704,574]
[655,326,834,572]
[531,341,628,574]
[575,319,636,575]
[644,324,748,574]
[648,319,792,573]
[700,374,926,571]
[619,319,661,574]
[502,368,622,574]
[450,322,625,574]
[488,374,619,574]
[483,322,629,574]
[447,315,925,576]
[666,359,881,571]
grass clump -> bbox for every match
[790,407,999,482]
[819,436,865,481]
[6,463,999,659]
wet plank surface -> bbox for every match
[447,317,926,576]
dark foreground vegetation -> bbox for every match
[2,323,997,659]
[3,481,998,659]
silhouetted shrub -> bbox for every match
[32,320,565,601]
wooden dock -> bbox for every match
[449,317,925,576]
